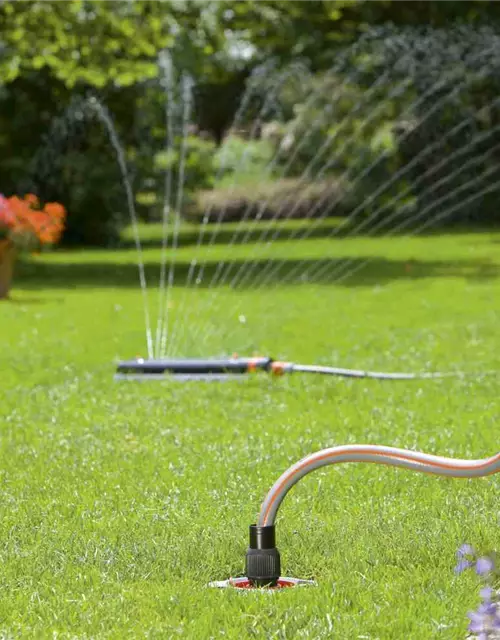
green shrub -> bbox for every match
[252,28,500,228]
[136,134,218,222]
[214,135,274,188]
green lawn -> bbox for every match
[1,223,500,638]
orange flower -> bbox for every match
[3,194,67,247]
[24,193,40,208]
[43,202,66,219]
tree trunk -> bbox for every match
[0,240,15,299]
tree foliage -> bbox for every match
[220,1,500,69]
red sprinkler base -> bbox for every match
[208,576,316,590]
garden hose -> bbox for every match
[245,445,500,586]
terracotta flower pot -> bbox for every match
[0,239,16,299]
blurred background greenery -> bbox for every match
[2,0,500,246]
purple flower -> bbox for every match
[468,610,486,633]
[457,544,475,558]
[476,557,494,576]
[480,587,493,601]
[455,558,473,574]
[478,601,497,616]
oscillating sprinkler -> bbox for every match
[115,356,273,380]
[211,444,500,590]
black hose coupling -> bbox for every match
[245,524,281,587]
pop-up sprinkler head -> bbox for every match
[209,519,316,589]
[245,524,281,587]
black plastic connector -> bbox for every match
[245,524,281,587]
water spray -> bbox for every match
[115,355,495,381]
[212,445,500,590]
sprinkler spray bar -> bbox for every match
[245,445,500,586]
[115,356,480,380]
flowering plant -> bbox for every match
[455,544,500,638]
[0,193,66,298]
[0,193,66,250]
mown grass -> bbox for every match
[1,222,500,638]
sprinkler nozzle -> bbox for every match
[245,524,281,587]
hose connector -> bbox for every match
[245,524,281,587]
[270,361,294,376]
